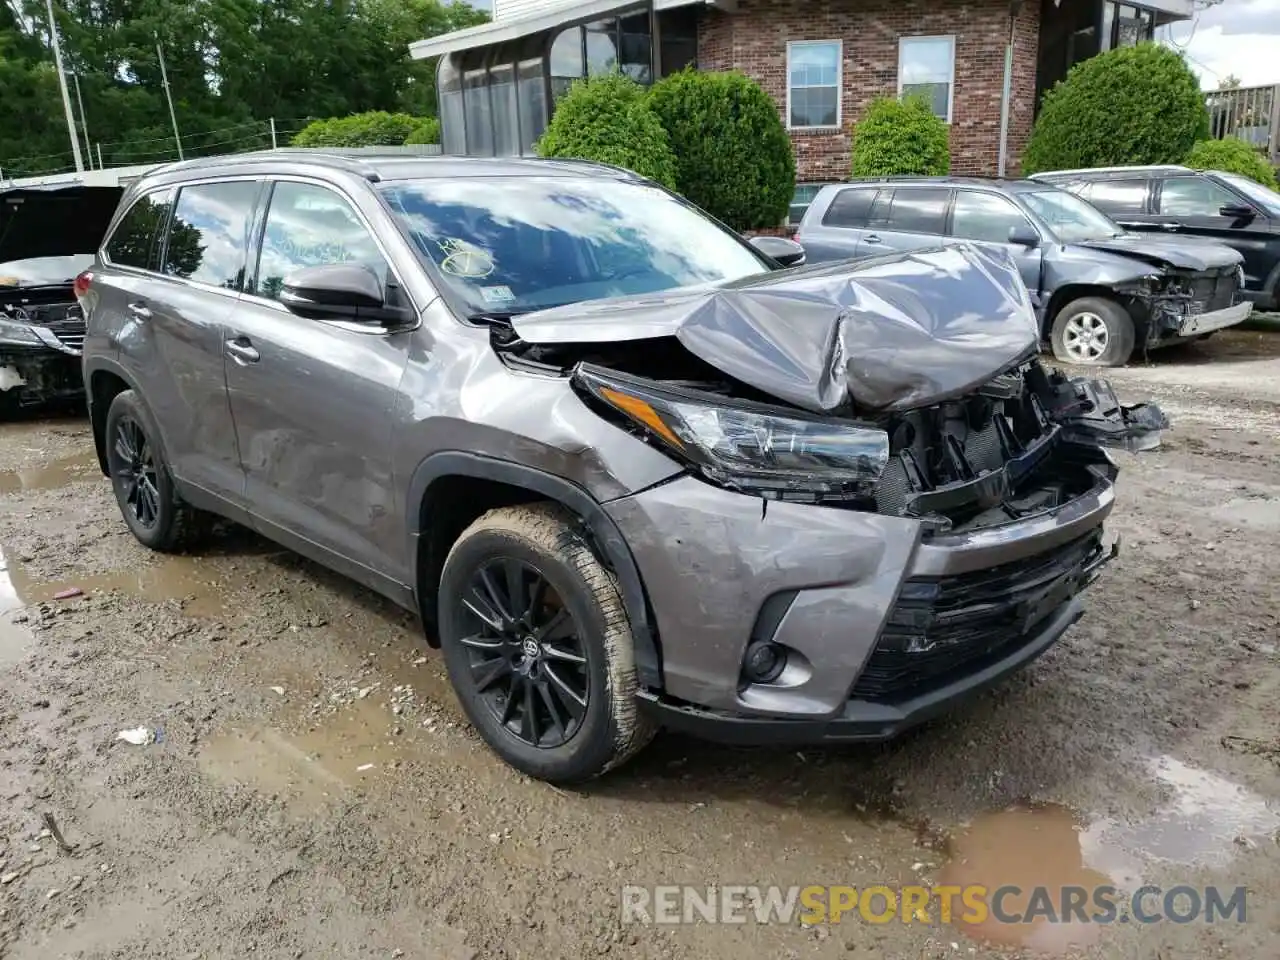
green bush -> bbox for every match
[404,117,441,145]
[292,111,422,147]
[1185,137,1278,189]
[647,69,795,231]
[535,73,678,189]
[849,96,950,177]
[1023,44,1209,173]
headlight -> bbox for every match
[574,365,889,501]
[0,317,42,345]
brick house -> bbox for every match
[410,0,1194,222]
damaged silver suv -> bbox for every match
[79,152,1166,782]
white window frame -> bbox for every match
[786,40,843,131]
[897,35,956,124]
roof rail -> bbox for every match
[1031,164,1191,178]
[152,148,386,182]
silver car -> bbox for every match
[79,152,1164,782]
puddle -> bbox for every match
[0,546,228,618]
[0,451,100,494]
[1,546,35,669]
[940,756,1280,953]
[1211,497,1280,531]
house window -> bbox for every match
[787,41,841,129]
[1100,2,1155,51]
[898,36,955,122]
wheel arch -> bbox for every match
[1043,284,1141,339]
[85,359,148,477]
[407,451,663,690]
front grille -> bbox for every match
[850,530,1104,703]
[1190,269,1237,313]
[35,305,85,355]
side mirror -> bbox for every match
[748,235,807,267]
[280,263,409,324]
[1219,203,1256,221]
[1008,224,1041,248]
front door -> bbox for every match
[1155,175,1275,297]
[223,179,413,590]
[949,189,1045,304]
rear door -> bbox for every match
[1076,177,1157,231]
[1155,175,1273,296]
[105,179,258,508]
[863,186,952,254]
[796,186,879,262]
[948,189,1045,303]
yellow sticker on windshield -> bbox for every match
[437,237,495,279]
[0,276,19,286]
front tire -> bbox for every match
[1050,296,1136,367]
[104,389,206,552]
[438,504,655,783]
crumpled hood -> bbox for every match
[0,185,124,265]
[512,243,1040,413]
[1078,232,1243,272]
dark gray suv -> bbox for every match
[78,152,1164,782]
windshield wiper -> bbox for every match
[466,310,526,323]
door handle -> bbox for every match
[127,302,151,321]
[1160,221,1183,231]
[863,234,882,244]
[225,338,260,365]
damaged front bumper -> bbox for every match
[1172,299,1252,337]
[0,316,86,408]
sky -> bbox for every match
[1157,0,1280,89]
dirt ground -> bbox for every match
[2,328,1278,960]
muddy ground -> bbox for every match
[2,329,1278,960]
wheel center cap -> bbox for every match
[521,636,540,659]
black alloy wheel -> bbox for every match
[110,415,161,529]
[455,557,591,749]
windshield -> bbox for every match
[1021,189,1123,242]
[379,176,770,315]
[0,254,94,288]
[1216,172,1280,217]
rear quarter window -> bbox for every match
[104,191,171,271]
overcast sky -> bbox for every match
[1158,0,1280,88]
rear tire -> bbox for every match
[438,503,655,783]
[1050,297,1135,367]
[104,389,207,552]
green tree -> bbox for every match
[1023,44,1209,174]
[292,111,422,147]
[850,96,950,177]
[1185,138,1279,189]
[535,73,678,189]
[646,69,795,231]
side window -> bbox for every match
[885,187,950,235]
[253,182,389,302]
[104,191,170,270]
[822,188,878,228]
[951,191,1033,243]
[1080,179,1148,215]
[1159,176,1238,217]
[164,181,259,288]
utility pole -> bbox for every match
[156,36,184,160]
[44,0,84,173]
[71,71,92,169]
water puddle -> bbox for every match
[940,756,1279,953]
[0,451,100,494]
[1,546,35,669]
[0,546,228,618]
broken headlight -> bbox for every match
[574,365,889,500]
[0,316,42,346]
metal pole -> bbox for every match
[156,38,184,160]
[270,117,278,149]
[44,0,84,172]
[997,41,1013,177]
[96,142,103,169]
[71,70,92,168]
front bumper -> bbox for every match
[0,340,85,406]
[606,467,1117,732]
[1176,300,1251,337]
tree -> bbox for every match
[646,69,794,231]
[1218,74,1241,91]
[292,111,422,147]
[1185,138,1279,189]
[535,73,678,189]
[850,96,950,177]
[1022,44,1209,174]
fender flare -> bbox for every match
[406,451,663,690]
[82,358,156,476]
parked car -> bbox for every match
[80,152,1165,782]
[1030,164,1280,311]
[796,177,1250,366]
[0,185,123,414]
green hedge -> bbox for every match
[535,73,678,189]
[292,111,423,147]
[1023,44,1209,173]
[647,69,795,231]
[404,117,441,145]
[850,96,950,177]
[1185,138,1278,189]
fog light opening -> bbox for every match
[742,641,787,684]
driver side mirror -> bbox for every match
[748,234,807,267]
[280,263,411,325]
[1219,203,1256,221]
[1008,224,1041,248]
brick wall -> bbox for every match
[698,0,1042,182]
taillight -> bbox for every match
[73,270,93,299]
